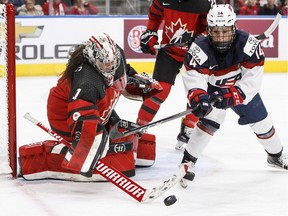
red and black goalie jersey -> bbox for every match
[47,47,130,142]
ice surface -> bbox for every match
[0,73,287,216]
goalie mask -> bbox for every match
[83,32,121,86]
[207,4,236,55]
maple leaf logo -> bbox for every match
[165,18,194,44]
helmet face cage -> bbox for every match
[83,32,121,86]
[207,4,236,54]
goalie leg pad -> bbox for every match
[135,133,156,167]
[61,122,109,176]
[110,126,139,159]
[19,140,135,181]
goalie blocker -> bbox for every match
[18,132,156,181]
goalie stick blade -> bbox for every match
[140,163,188,203]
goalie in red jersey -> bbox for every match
[18,32,162,180]
[137,0,212,150]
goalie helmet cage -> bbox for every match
[0,3,16,177]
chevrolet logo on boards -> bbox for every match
[15,23,44,43]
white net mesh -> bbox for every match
[0,4,12,174]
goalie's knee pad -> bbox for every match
[135,133,156,167]
[19,140,135,181]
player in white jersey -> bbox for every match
[179,4,288,187]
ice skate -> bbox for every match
[267,152,288,170]
[180,150,197,188]
[176,118,193,150]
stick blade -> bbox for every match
[140,163,188,203]
[109,122,125,140]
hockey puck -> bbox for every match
[163,195,177,206]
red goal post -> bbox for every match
[0,3,16,177]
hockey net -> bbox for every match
[0,3,16,177]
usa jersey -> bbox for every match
[147,0,210,62]
[182,30,265,104]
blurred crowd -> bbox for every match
[232,0,287,15]
[0,0,99,15]
[0,0,287,16]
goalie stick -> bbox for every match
[24,113,189,203]
[154,13,281,50]
[22,112,133,154]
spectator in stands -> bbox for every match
[140,0,151,14]
[70,0,98,15]
[42,0,69,15]
[117,1,136,15]
[0,0,9,4]
[238,0,260,14]
[17,0,43,15]
[258,0,279,14]
[10,0,25,12]
[281,0,288,15]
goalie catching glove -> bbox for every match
[188,88,212,118]
[210,86,246,109]
[124,72,163,101]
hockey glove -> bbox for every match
[132,72,162,93]
[188,89,212,117]
[210,86,246,109]
[140,30,158,55]
[124,72,163,101]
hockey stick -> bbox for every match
[255,13,281,40]
[109,109,195,140]
[109,97,222,140]
[24,113,188,203]
[154,41,188,49]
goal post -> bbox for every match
[0,3,16,177]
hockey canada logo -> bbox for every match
[127,25,146,53]
[165,18,194,44]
